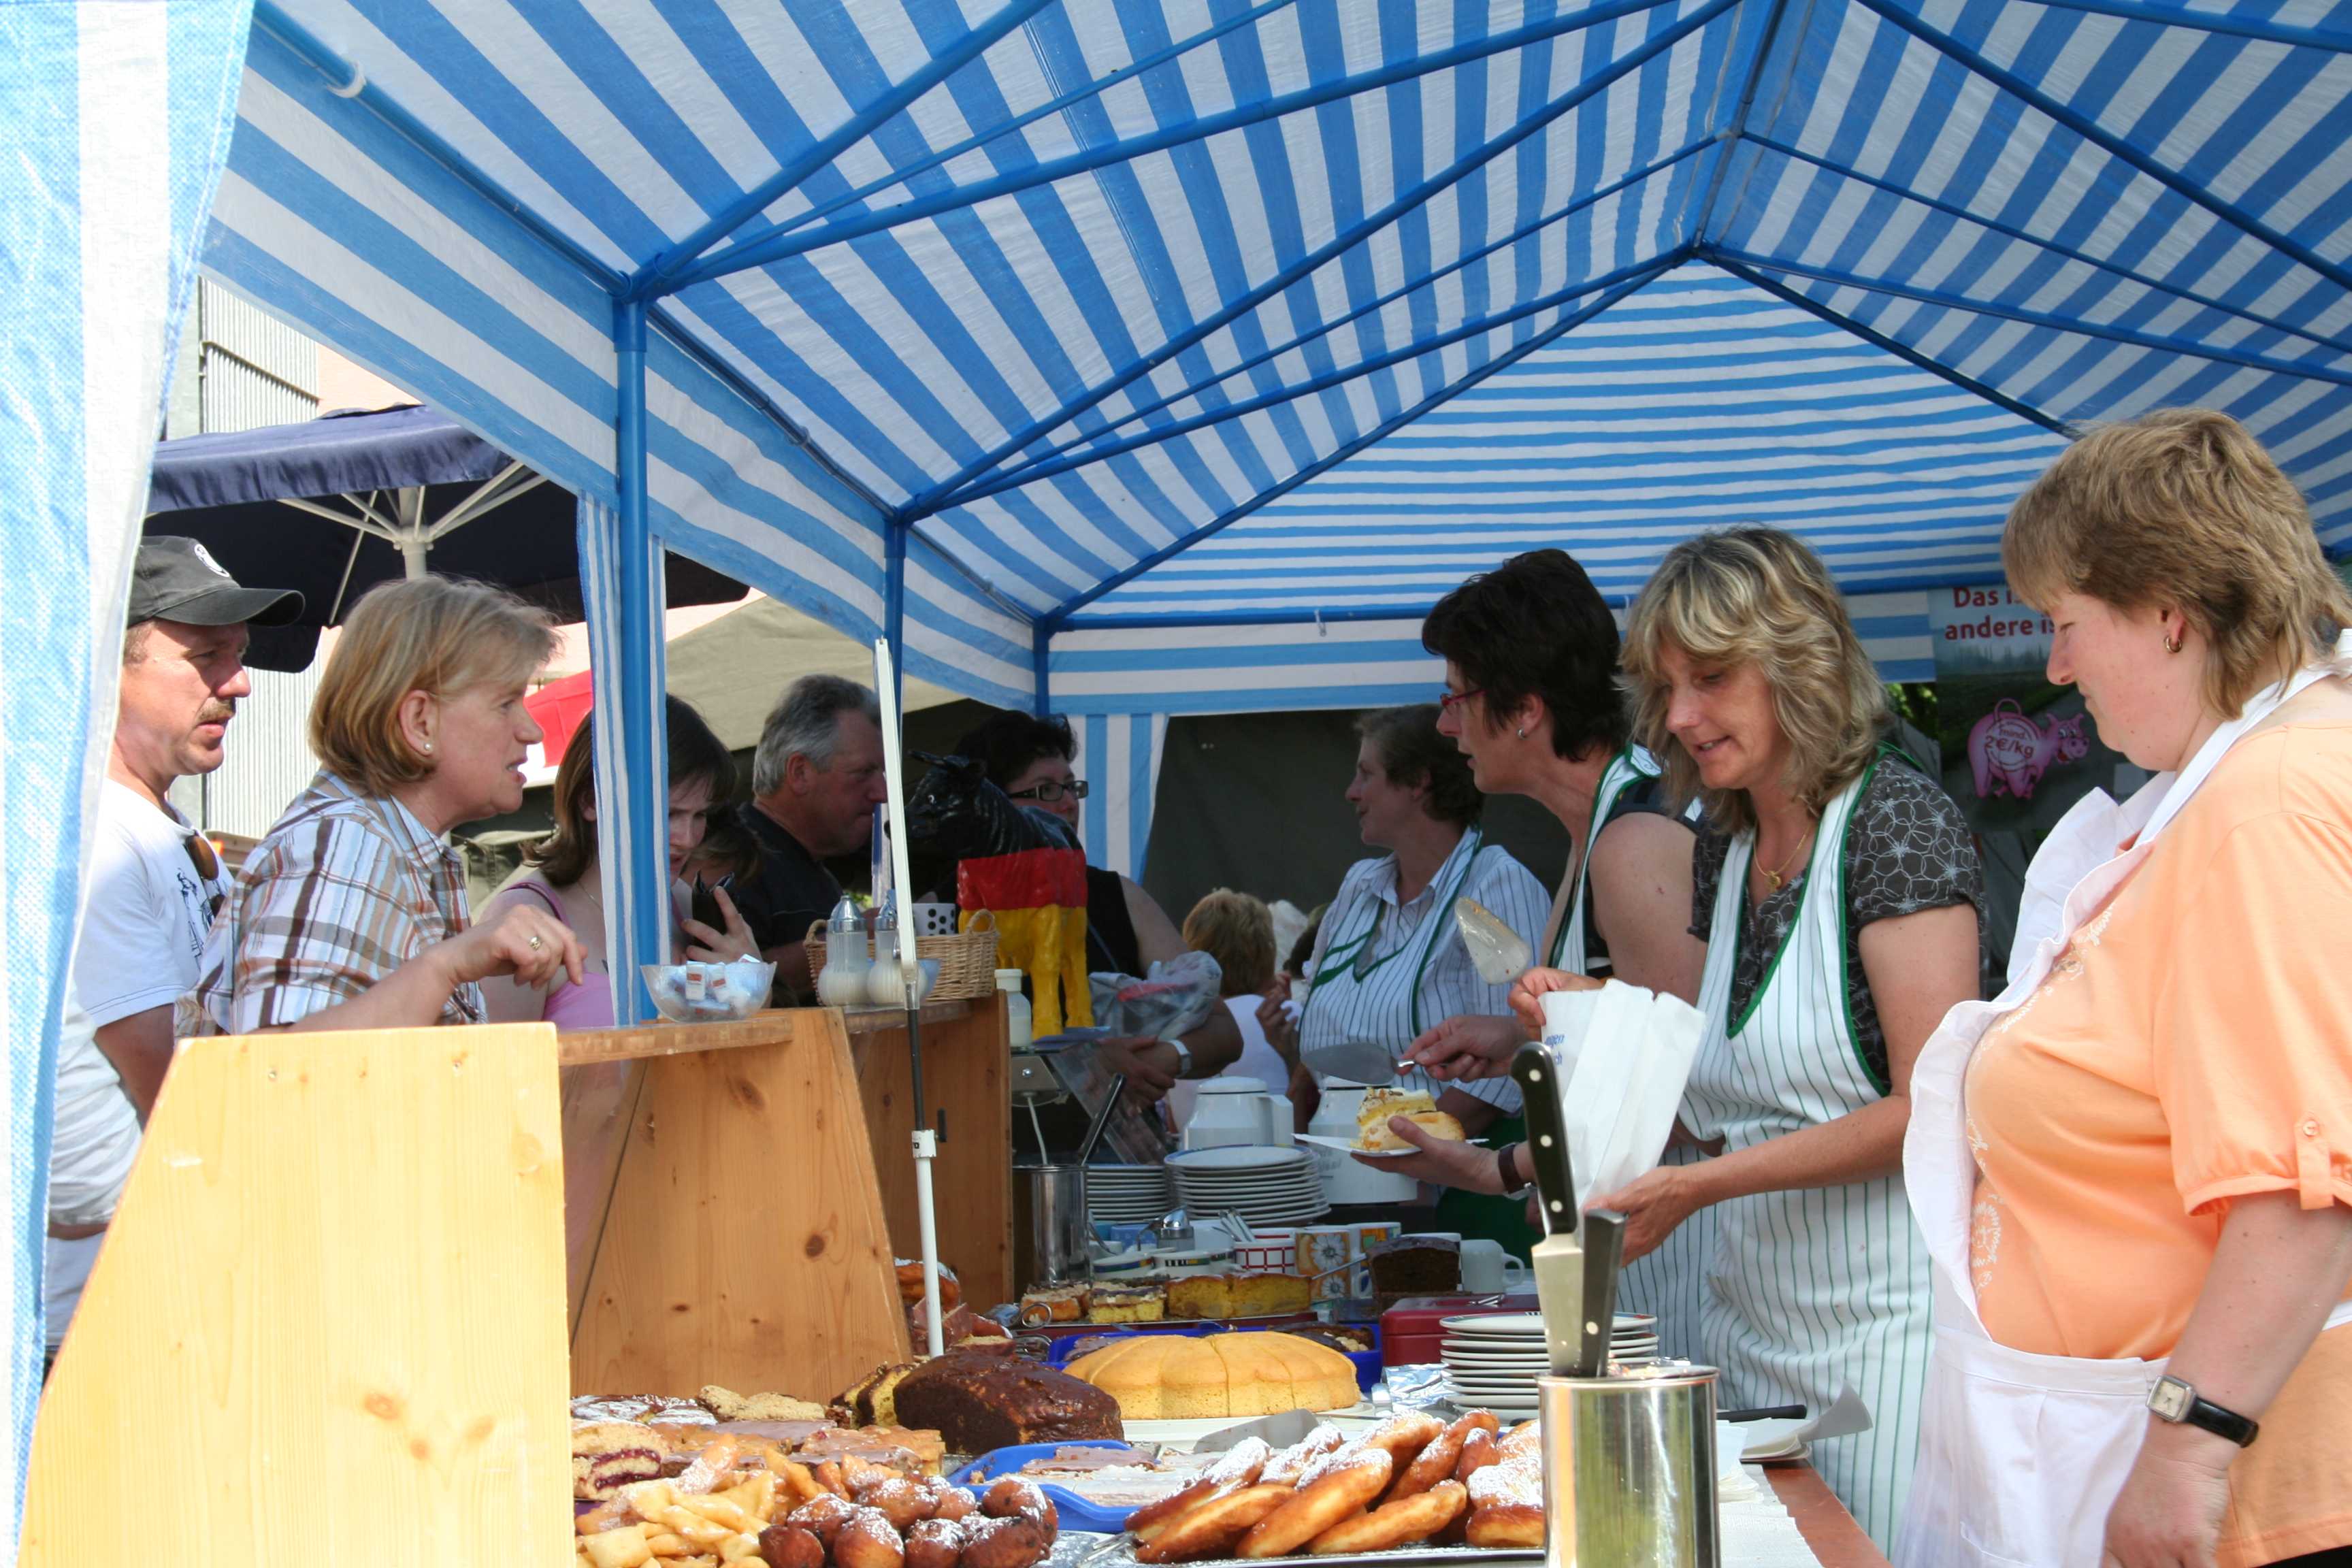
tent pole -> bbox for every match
[611,298,668,1026]
[883,517,907,716]
[1032,625,1051,719]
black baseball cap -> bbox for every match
[128,536,304,627]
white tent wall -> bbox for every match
[1,0,256,1544]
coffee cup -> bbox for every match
[1460,1237,1530,1294]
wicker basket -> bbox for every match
[804,909,1000,1004]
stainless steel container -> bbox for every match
[1011,1164,1090,1291]
[1538,1364,1720,1568]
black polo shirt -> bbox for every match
[732,802,843,953]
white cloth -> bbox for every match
[1897,641,2352,1568]
[42,1233,103,1352]
[50,782,223,1231]
[76,779,225,1027]
[1298,828,1548,1109]
[1687,758,1933,1554]
[1167,994,1295,1130]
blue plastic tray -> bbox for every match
[1045,1325,1384,1392]
[947,1441,1140,1534]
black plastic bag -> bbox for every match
[905,753,1079,898]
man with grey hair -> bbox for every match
[733,674,888,998]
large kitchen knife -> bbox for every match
[1572,1209,1626,1378]
[1511,1044,1586,1376]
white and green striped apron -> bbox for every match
[1300,829,1488,1092]
[1683,761,1933,1553]
[1550,747,1717,1367]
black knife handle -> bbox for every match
[1509,1043,1575,1235]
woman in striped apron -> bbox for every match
[1377,549,1714,1341]
[1295,707,1549,1158]
[1604,528,1987,1555]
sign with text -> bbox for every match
[1931,585,2127,834]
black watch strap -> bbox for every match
[2151,1375,2259,1448]
[2181,1392,2259,1448]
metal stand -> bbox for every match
[875,637,945,1357]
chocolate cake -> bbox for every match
[889,1350,1123,1455]
[1367,1235,1460,1308]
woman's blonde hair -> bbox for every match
[312,576,557,796]
[1181,888,1275,997]
[2005,408,2352,716]
[1622,527,1887,834]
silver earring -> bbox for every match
[1516,727,1526,739]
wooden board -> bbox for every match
[24,1026,572,1568]
[1765,1463,1893,1567]
[570,1008,911,1396]
[851,997,1013,1310]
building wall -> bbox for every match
[166,280,336,838]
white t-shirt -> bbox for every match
[51,781,227,1229]
[1167,994,1296,1131]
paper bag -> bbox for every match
[1539,980,1702,1209]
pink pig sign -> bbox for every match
[1933,585,2116,830]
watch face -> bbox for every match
[2149,1377,2193,1422]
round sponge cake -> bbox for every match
[1065,1331,1360,1421]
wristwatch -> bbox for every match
[1158,1034,1194,1079]
[1496,1144,1531,1197]
[2146,1375,2259,1447]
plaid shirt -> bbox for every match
[195,771,484,1034]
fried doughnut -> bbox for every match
[759,1523,826,1568]
[1359,1412,1446,1474]
[814,1460,851,1499]
[1134,1483,1292,1563]
[1453,1427,1499,1485]
[862,1477,936,1531]
[1126,1436,1271,1539]
[1260,1427,1345,1486]
[959,1515,1051,1568]
[1308,1480,1468,1554]
[980,1476,1058,1533]
[835,1508,908,1568]
[1386,1414,1476,1502]
[1236,1448,1393,1558]
[1465,1503,1545,1548]
[787,1492,860,1548]
[904,1517,970,1568]
[932,1485,980,1522]
[1464,1443,1545,1548]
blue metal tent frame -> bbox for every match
[223,0,2352,1020]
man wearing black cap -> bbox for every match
[46,536,300,1361]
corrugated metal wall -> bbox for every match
[184,280,325,838]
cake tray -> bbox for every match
[1051,1532,1540,1568]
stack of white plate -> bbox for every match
[1164,1145,1328,1226]
[1438,1311,1662,1414]
[1085,1164,1175,1224]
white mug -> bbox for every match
[1460,1237,1530,1294]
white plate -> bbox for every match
[1440,1311,1650,1337]
[1292,1133,1421,1160]
[1166,1146,1317,1171]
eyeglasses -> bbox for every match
[1437,687,1486,714]
[182,830,226,922]
[1009,778,1090,804]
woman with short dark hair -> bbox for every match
[1292,704,1548,1121]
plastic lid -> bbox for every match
[994,968,1025,988]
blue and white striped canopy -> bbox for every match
[210,0,2352,721]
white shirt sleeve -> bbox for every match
[75,806,195,1028]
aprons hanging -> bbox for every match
[1300,828,1487,1094]
[1545,748,1719,1369]
[1897,649,2352,1568]
[1685,758,1934,1554]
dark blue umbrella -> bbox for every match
[145,403,740,670]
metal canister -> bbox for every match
[1011,1164,1090,1292]
[1537,1363,1720,1568]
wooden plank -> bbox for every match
[558,1001,973,1065]
[562,1060,648,1327]
[25,1026,572,1568]
[571,1009,911,1398]
[851,998,1013,1310]
[1765,1463,1893,1568]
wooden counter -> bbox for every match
[843,997,1013,1310]
[1766,1464,1893,1567]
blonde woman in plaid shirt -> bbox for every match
[196,578,585,1034]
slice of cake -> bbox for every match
[571,1419,668,1500]
[1356,1087,1465,1151]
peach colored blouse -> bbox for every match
[1964,702,2352,1567]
